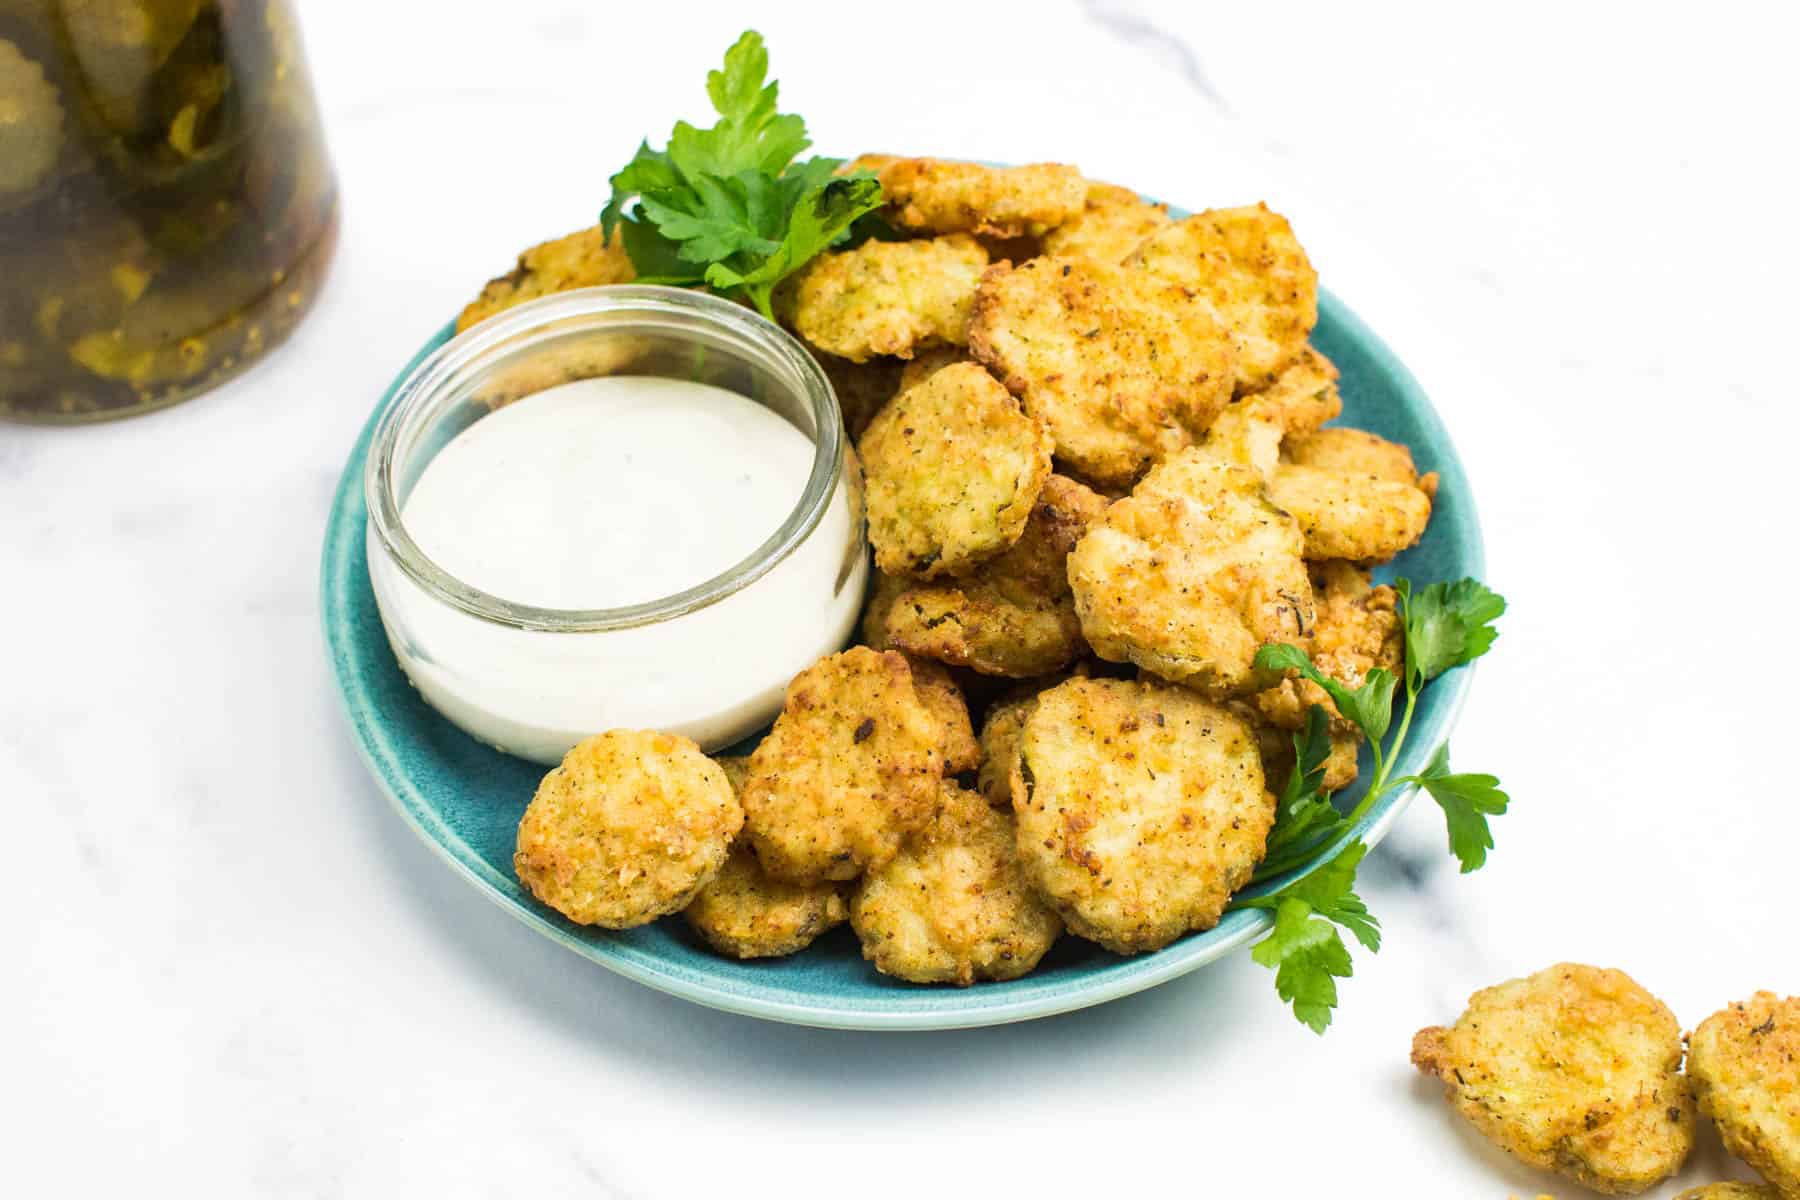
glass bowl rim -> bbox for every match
[362,285,846,633]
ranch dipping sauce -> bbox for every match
[367,373,866,764]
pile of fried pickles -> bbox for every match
[462,157,1444,986]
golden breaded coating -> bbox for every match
[457,224,637,333]
[1674,1185,1782,1199]
[813,351,902,439]
[858,361,1053,577]
[1250,346,1343,437]
[784,235,988,362]
[977,692,1037,807]
[1013,677,1271,953]
[877,158,1086,238]
[1068,451,1314,697]
[1267,462,1433,564]
[1689,993,1800,1199]
[969,256,1236,487]
[863,475,1110,678]
[1411,963,1697,1195]
[1131,204,1318,391]
[895,345,968,392]
[906,656,980,773]
[684,844,849,959]
[514,731,743,928]
[1255,562,1402,731]
[683,755,849,958]
[741,648,944,882]
[851,782,1062,984]
[1285,425,1423,486]
[1202,390,1287,481]
[1042,181,1173,264]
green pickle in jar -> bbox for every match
[0,0,336,422]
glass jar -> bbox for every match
[364,286,869,764]
[0,0,337,423]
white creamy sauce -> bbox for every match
[368,376,865,764]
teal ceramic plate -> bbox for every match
[321,284,1484,1030]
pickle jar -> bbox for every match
[0,0,337,423]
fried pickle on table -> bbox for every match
[1688,993,1800,1199]
[1068,450,1314,697]
[1411,963,1696,1196]
[863,474,1110,678]
[851,782,1061,984]
[858,361,1053,577]
[514,731,743,928]
[456,224,637,333]
[969,256,1237,488]
[1041,180,1173,264]
[683,756,850,959]
[741,648,944,883]
[1254,561,1402,731]
[876,158,1086,238]
[783,234,988,362]
[1131,203,1318,392]
[1267,461,1433,564]
[905,656,981,773]
[1011,677,1271,954]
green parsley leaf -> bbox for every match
[703,173,883,316]
[1260,706,1345,871]
[1409,743,1510,873]
[1242,842,1379,1032]
[1251,897,1353,1034]
[1253,644,1397,745]
[1396,578,1507,688]
[599,31,882,319]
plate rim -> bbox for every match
[320,286,1486,1031]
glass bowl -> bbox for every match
[361,286,867,764]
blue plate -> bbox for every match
[321,284,1484,1030]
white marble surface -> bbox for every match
[4,2,1795,1195]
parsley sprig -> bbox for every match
[1232,576,1507,1032]
[600,31,885,320]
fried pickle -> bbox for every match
[1041,180,1174,264]
[1267,462,1433,564]
[851,782,1062,984]
[863,474,1110,677]
[683,755,850,959]
[906,656,981,773]
[877,158,1085,238]
[1673,1185,1782,1199]
[456,224,636,333]
[1012,677,1271,954]
[969,256,1236,487]
[1688,993,1800,1199]
[1068,450,1314,697]
[1254,561,1402,731]
[514,731,743,928]
[741,648,944,882]
[1130,203,1318,392]
[783,234,988,362]
[1412,963,1696,1195]
[858,361,1053,577]
[1249,345,1343,437]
